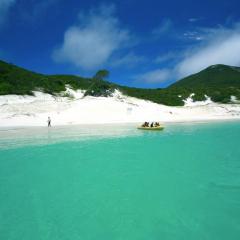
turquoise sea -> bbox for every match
[0,121,240,240]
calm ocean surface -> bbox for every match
[0,122,240,240]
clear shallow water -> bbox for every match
[0,122,240,240]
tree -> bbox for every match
[93,70,109,81]
[83,70,112,97]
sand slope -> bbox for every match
[0,90,240,127]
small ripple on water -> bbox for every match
[209,182,240,191]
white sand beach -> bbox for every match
[0,89,240,127]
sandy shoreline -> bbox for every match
[0,118,240,130]
[0,90,240,127]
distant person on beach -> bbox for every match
[47,117,51,127]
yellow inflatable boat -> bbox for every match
[137,126,164,131]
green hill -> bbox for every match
[170,64,240,88]
[0,60,92,95]
[0,60,240,106]
[169,64,240,103]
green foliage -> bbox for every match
[0,82,13,95]
[49,75,92,90]
[119,86,185,106]
[0,60,92,95]
[168,64,240,104]
[170,65,240,89]
[93,69,109,81]
[0,60,240,106]
[61,92,75,99]
[83,70,112,97]
[84,81,115,97]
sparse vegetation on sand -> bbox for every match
[1,60,240,106]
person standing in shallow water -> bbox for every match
[47,117,51,127]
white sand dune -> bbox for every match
[0,89,240,127]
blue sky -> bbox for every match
[1,0,240,88]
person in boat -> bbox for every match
[142,122,148,127]
[142,122,150,127]
[155,122,160,127]
[150,122,154,127]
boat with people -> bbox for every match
[138,122,164,131]
[137,126,164,131]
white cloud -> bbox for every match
[53,4,133,70]
[183,31,204,41]
[138,24,240,84]
[155,52,177,64]
[0,0,15,25]
[152,18,172,37]
[111,52,145,68]
[136,69,171,83]
[177,26,240,77]
[189,18,199,22]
